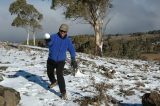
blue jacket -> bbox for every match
[47,33,76,62]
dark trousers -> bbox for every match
[47,59,66,93]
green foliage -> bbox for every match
[9,0,43,45]
[9,0,43,29]
[51,0,111,23]
[22,39,44,46]
[24,31,159,60]
[12,16,28,27]
[9,0,26,15]
[69,34,160,59]
[71,35,95,54]
[50,0,112,56]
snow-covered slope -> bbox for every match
[0,42,159,106]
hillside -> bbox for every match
[71,34,160,61]
[0,42,160,106]
[30,32,160,61]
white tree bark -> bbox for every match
[33,32,36,46]
[94,20,103,56]
[27,29,30,45]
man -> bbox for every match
[45,24,77,100]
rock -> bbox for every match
[0,85,21,106]
[142,91,160,106]
[98,65,116,79]
[99,65,110,72]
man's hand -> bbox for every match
[44,33,51,46]
[45,39,51,43]
[71,59,78,69]
[44,39,51,47]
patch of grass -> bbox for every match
[119,88,135,96]
[0,66,8,71]
[74,96,100,106]
[135,81,145,87]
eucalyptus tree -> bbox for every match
[51,0,112,56]
[9,0,43,45]
[30,19,42,46]
[27,4,43,46]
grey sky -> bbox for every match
[109,0,160,33]
[0,0,160,42]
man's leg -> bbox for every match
[47,59,57,83]
[56,61,66,94]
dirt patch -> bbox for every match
[140,53,160,61]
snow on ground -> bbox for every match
[0,42,160,106]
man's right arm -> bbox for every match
[44,33,52,47]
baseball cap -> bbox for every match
[59,24,69,32]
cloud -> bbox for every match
[105,0,160,34]
[0,0,160,42]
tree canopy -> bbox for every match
[9,0,43,45]
[9,0,43,28]
[51,0,111,25]
[51,0,112,56]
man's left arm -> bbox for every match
[68,39,77,69]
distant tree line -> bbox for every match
[27,31,160,60]
[70,34,160,59]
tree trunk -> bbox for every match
[94,20,103,57]
[27,29,30,45]
[33,32,36,46]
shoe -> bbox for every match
[48,81,57,88]
[61,92,68,100]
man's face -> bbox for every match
[59,30,67,38]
